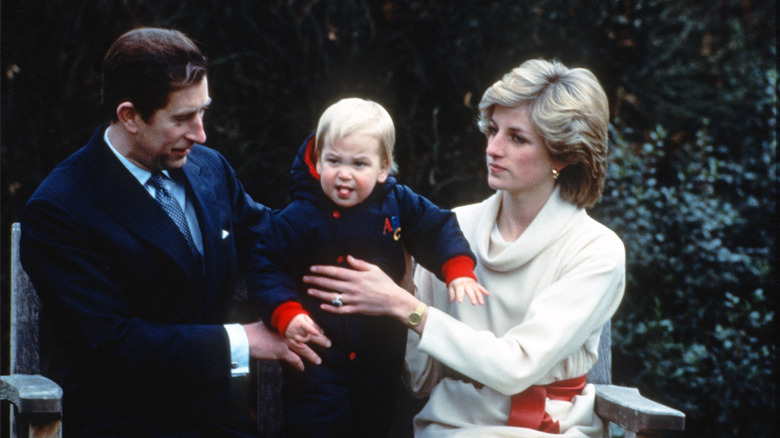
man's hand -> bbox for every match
[242,321,324,371]
[447,277,490,305]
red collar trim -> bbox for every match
[304,135,320,180]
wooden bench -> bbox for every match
[588,323,685,437]
[4,223,683,437]
[2,223,63,438]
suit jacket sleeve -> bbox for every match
[20,143,270,388]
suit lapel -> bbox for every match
[181,152,226,303]
[86,127,206,290]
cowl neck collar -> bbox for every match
[470,187,583,272]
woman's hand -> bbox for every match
[303,255,418,323]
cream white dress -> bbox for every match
[406,189,625,437]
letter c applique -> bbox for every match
[383,216,402,241]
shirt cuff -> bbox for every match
[224,323,249,377]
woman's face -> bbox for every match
[484,105,558,197]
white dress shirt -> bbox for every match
[104,126,249,376]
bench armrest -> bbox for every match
[594,384,684,436]
[1,374,63,415]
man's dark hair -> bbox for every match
[101,27,207,122]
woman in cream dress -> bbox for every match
[305,59,625,437]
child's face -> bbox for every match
[316,133,389,208]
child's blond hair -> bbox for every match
[316,98,397,173]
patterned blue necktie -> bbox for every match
[147,173,201,262]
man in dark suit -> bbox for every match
[20,27,327,437]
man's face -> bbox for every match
[128,77,211,172]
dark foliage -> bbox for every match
[1,1,776,436]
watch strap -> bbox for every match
[407,301,428,328]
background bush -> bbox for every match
[2,1,775,436]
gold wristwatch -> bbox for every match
[407,301,427,328]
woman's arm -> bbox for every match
[411,236,625,395]
[307,234,625,396]
[304,255,429,334]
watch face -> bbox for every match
[409,313,421,325]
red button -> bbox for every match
[332,210,340,218]
[349,352,356,360]
[337,256,344,263]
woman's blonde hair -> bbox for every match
[478,59,609,208]
[316,98,397,173]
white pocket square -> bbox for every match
[222,229,230,239]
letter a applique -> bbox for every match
[383,216,402,241]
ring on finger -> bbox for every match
[332,293,343,307]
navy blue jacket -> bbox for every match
[20,125,270,437]
[247,134,476,361]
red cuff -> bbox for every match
[271,302,308,336]
[441,255,477,284]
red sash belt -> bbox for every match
[507,375,587,433]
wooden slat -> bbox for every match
[587,322,612,385]
[10,223,42,375]
[256,360,283,437]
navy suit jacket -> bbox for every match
[20,125,271,437]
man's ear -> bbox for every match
[116,102,140,134]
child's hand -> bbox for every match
[285,314,330,349]
[447,277,490,305]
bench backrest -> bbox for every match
[588,322,612,385]
[4,223,63,438]
[9,220,613,385]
